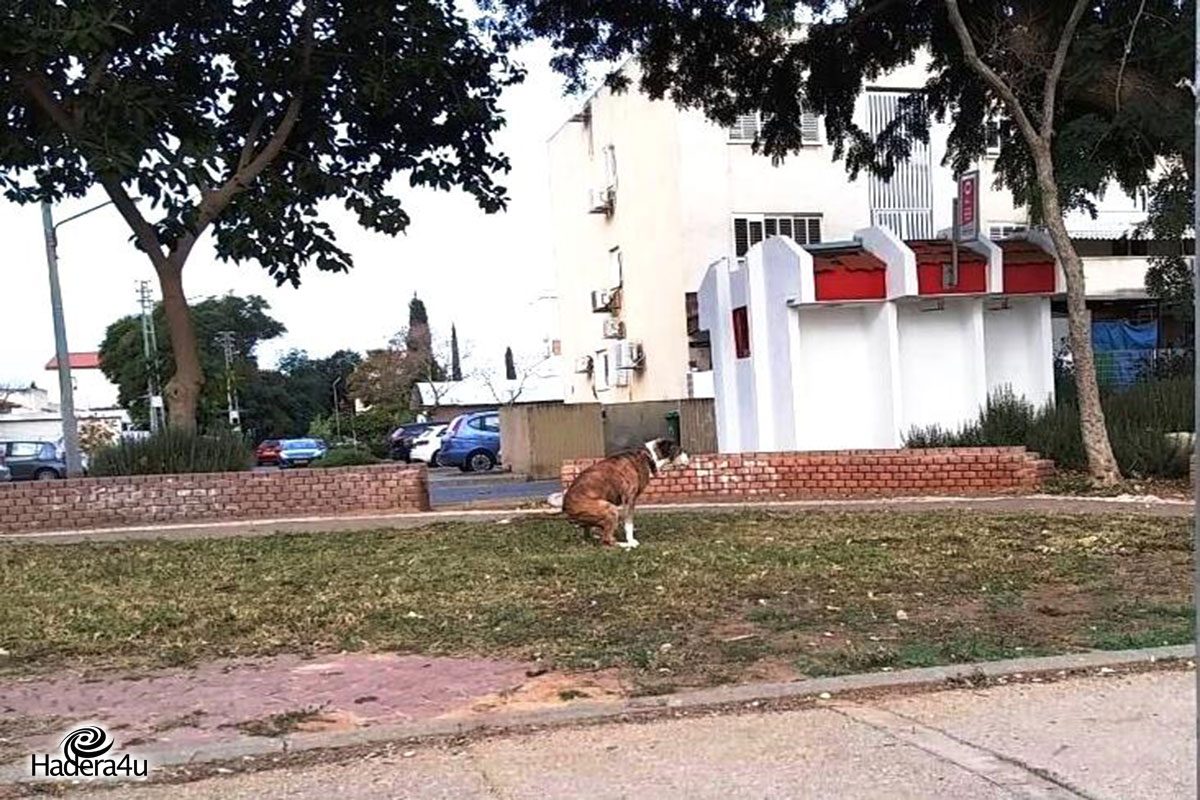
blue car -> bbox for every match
[438,411,501,472]
[277,438,327,468]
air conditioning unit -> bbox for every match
[573,354,593,375]
[615,340,644,371]
[588,186,614,215]
[613,366,631,387]
[591,288,620,313]
[601,318,625,339]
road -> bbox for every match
[426,470,559,508]
[86,668,1192,800]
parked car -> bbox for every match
[0,461,10,482]
[438,411,501,472]
[388,422,438,462]
[1,441,67,480]
[408,424,448,466]
[254,439,282,466]
[277,438,327,468]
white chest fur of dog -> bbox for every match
[559,438,689,548]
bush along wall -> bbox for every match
[905,379,1193,478]
[89,429,253,476]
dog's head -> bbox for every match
[646,438,690,471]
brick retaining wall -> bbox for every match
[561,448,1053,502]
[0,464,429,535]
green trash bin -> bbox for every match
[665,410,681,444]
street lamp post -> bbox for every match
[40,197,123,477]
[40,202,83,477]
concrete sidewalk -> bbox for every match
[2,493,1192,545]
[81,666,1194,799]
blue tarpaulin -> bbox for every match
[1092,320,1158,385]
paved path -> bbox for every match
[75,669,1194,799]
[428,477,560,508]
[0,653,536,762]
[2,494,1191,545]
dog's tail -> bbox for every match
[546,491,565,510]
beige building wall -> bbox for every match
[549,60,1025,406]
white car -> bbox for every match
[409,424,447,466]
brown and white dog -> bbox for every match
[554,438,690,549]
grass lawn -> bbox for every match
[0,511,1192,693]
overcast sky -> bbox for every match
[1,42,575,387]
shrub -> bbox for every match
[90,429,252,476]
[315,447,381,468]
[905,378,1194,478]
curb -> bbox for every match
[2,644,1189,785]
[2,494,1193,543]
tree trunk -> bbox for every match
[1032,148,1121,485]
[157,259,204,431]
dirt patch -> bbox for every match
[233,706,328,737]
[452,669,625,716]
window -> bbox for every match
[594,349,611,391]
[866,90,934,238]
[8,442,38,458]
[732,306,751,359]
[482,415,500,433]
[468,417,486,431]
[733,215,822,257]
[988,223,1027,240]
[601,144,617,189]
[609,247,623,289]
[985,122,1002,156]
[685,292,713,371]
[39,443,57,460]
[729,111,820,145]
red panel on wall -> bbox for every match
[732,306,751,359]
[814,269,887,301]
[811,247,887,301]
[909,240,988,295]
[916,262,988,294]
[999,240,1056,294]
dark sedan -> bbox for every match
[1,441,67,480]
[388,422,438,462]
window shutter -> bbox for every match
[800,111,820,144]
[807,218,822,244]
[733,217,750,256]
[748,221,764,250]
[730,113,761,141]
[764,218,778,237]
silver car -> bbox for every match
[0,462,10,482]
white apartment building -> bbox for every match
[548,60,1165,406]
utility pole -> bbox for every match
[215,330,241,431]
[137,281,165,433]
[331,377,343,442]
[40,201,83,477]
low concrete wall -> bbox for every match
[562,448,1053,502]
[0,464,430,535]
[500,403,605,479]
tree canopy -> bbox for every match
[3,1,522,426]
[491,1,1190,207]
